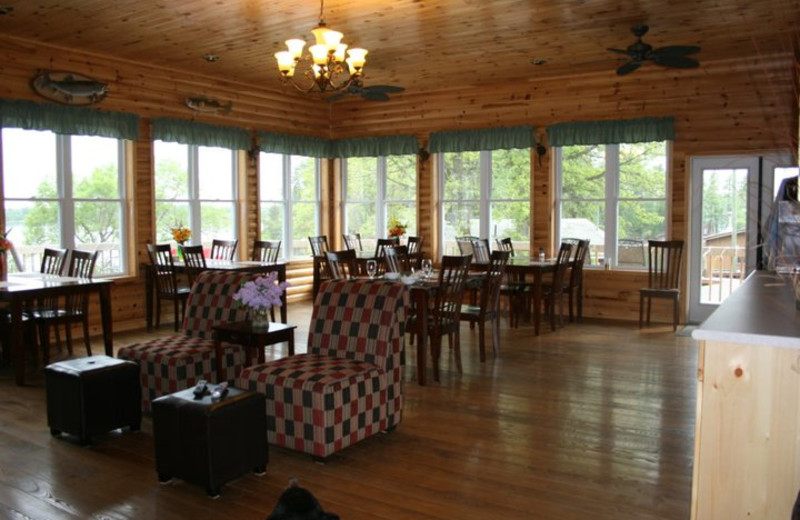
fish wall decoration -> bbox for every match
[31,70,108,105]
[185,96,233,113]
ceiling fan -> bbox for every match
[325,80,405,102]
[608,24,700,76]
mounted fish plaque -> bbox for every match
[185,96,232,114]
[31,70,108,105]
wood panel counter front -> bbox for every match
[691,270,800,519]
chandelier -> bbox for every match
[274,0,368,93]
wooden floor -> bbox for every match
[0,302,697,520]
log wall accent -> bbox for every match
[0,35,796,333]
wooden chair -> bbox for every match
[209,239,238,260]
[179,244,207,287]
[406,235,423,269]
[384,245,411,273]
[342,233,363,251]
[252,240,281,263]
[562,238,590,322]
[460,250,510,362]
[147,243,191,331]
[456,236,479,258]
[374,238,397,275]
[408,254,472,381]
[309,236,330,297]
[33,250,99,363]
[325,249,359,280]
[495,237,523,327]
[41,247,68,275]
[639,240,684,331]
[541,242,574,331]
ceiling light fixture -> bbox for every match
[274,0,367,93]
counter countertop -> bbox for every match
[691,270,800,348]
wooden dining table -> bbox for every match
[1,272,114,386]
[144,259,288,329]
[473,256,557,336]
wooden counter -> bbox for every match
[690,271,800,519]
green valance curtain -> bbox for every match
[258,131,332,158]
[547,117,675,147]
[330,135,418,158]
[428,125,535,153]
[0,99,139,140]
[152,118,251,150]
[258,131,418,158]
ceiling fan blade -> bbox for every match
[652,55,700,69]
[362,90,390,101]
[364,85,405,94]
[325,91,350,103]
[616,61,642,76]
[654,45,701,57]
[607,47,632,55]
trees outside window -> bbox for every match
[556,141,668,267]
[2,128,127,275]
[343,155,416,250]
[440,149,530,255]
[259,152,320,259]
[154,141,237,254]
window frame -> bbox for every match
[341,155,417,244]
[554,141,670,269]
[1,128,129,276]
[153,140,239,248]
[438,149,531,255]
[258,152,321,260]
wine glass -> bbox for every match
[366,259,377,279]
[422,259,433,279]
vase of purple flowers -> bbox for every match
[232,272,290,330]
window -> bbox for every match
[556,141,668,268]
[154,141,237,252]
[2,128,128,275]
[343,155,417,249]
[440,149,531,254]
[259,152,321,259]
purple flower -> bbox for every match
[232,272,290,311]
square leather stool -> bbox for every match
[45,355,142,446]
[152,386,267,498]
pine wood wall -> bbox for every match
[0,35,796,333]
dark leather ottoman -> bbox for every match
[152,386,267,498]
[45,355,142,445]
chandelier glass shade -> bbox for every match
[275,0,368,93]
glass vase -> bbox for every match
[177,242,185,261]
[251,307,271,330]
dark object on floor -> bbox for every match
[45,355,141,445]
[267,480,340,520]
[152,386,267,498]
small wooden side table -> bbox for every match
[213,321,296,365]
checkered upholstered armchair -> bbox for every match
[237,278,408,460]
[118,270,251,412]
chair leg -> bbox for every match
[454,328,462,374]
[673,297,679,332]
[491,316,500,359]
[576,285,583,323]
[173,299,180,332]
[65,324,74,356]
[568,289,575,323]
[639,293,645,328]
[477,320,486,363]
[155,297,162,328]
[82,318,92,356]
[430,333,440,383]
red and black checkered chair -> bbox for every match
[118,270,251,412]
[237,278,408,460]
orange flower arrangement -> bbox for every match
[171,225,191,244]
[387,218,407,238]
[0,230,12,252]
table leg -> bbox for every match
[288,334,295,356]
[11,297,25,386]
[99,283,114,356]
[145,264,153,330]
[278,265,288,323]
[414,289,427,386]
[533,271,543,336]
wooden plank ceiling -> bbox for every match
[0,0,797,98]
